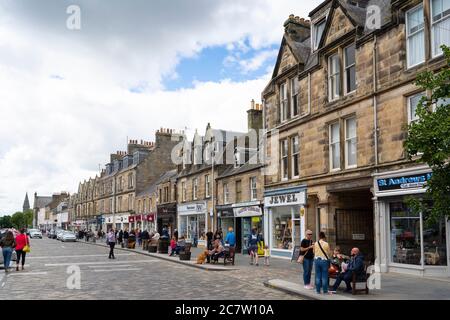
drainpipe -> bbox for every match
[372,34,381,272]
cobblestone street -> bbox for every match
[0,238,299,300]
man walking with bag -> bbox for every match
[107,229,116,259]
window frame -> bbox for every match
[193,178,198,200]
[205,174,211,198]
[280,82,288,122]
[312,18,326,51]
[290,76,299,118]
[344,43,356,95]
[328,53,341,101]
[291,135,300,178]
[344,117,357,169]
[406,4,426,69]
[408,92,426,123]
[224,183,230,204]
[431,0,450,58]
[236,180,242,203]
[329,122,341,172]
[280,139,289,181]
[250,177,258,201]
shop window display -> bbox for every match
[273,210,293,250]
[390,202,421,265]
[390,201,447,266]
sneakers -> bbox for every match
[304,285,314,290]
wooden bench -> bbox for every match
[211,246,235,265]
[329,261,370,295]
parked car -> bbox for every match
[61,231,77,242]
[28,229,43,239]
[56,230,65,241]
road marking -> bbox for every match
[45,260,159,267]
[88,264,132,268]
[8,272,48,276]
[28,253,136,260]
[93,268,142,272]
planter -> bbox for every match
[179,252,191,261]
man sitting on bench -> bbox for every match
[330,247,364,294]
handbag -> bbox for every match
[297,240,312,263]
[23,244,31,253]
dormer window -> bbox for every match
[312,19,326,51]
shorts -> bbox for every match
[248,245,258,255]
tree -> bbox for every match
[0,215,13,228]
[11,211,26,230]
[404,45,450,224]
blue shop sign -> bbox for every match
[377,172,432,191]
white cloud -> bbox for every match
[0,0,323,214]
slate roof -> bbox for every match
[33,196,52,209]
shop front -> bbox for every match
[177,202,207,246]
[264,186,307,259]
[104,214,114,231]
[374,166,449,277]
[129,214,143,231]
[217,203,264,253]
[157,203,177,237]
[113,214,129,231]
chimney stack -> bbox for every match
[284,14,310,43]
[247,99,263,132]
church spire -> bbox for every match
[23,192,30,212]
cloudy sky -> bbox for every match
[0,0,322,215]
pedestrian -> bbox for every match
[118,229,124,247]
[123,228,129,248]
[299,230,315,290]
[0,231,16,272]
[313,232,332,294]
[15,228,30,271]
[330,247,364,294]
[137,229,142,247]
[169,236,177,256]
[174,228,179,242]
[206,230,214,251]
[224,227,236,247]
[107,229,116,259]
[263,245,270,266]
[141,229,150,250]
[248,228,261,266]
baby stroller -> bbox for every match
[128,234,136,249]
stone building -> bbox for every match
[155,169,178,237]
[215,102,265,253]
[33,192,52,229]
[73,129,182,232]
[43,192,70,231]
[262,0,449,276]
[176,123,247,246]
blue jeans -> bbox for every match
[314,258,330,293]
[303,258,314,285]
[2,247,13,269]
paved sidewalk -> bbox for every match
[80,239,450,300]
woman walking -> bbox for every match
[15,228,30,271]
[313,232,332,294]
[0,231,16,272]
[107,229,116,259]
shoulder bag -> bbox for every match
[297,240,312,263]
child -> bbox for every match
[263,245,270,266]
[169,236,177,256]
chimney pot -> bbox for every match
[251,99,255,109]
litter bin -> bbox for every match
[158,238,169,254]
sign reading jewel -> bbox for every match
[264,191,306,207]
[377,172,432,191]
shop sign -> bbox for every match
[234,206,262,218]
[178,202,206,215]
[129,216,135,223]
[352,234,365,240]
[377,172,432,192]
[145,214,155,222]
[264,191,306,207]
